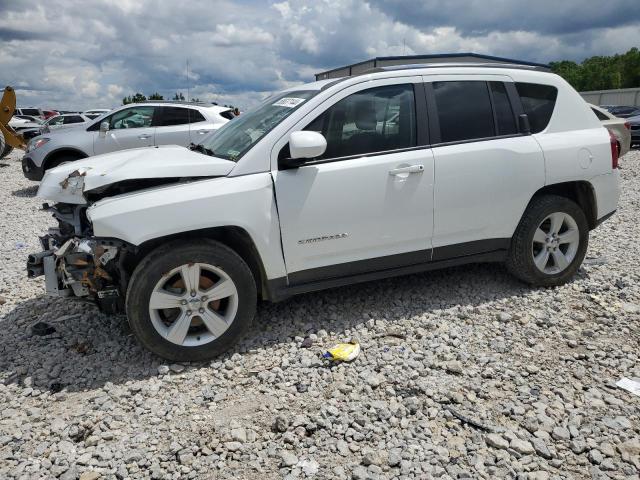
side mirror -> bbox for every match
[518,114,531,135]
[99,121,110,137]
[288,131,327,163]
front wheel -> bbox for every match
[1,144,13,159]
[506,195,589,287]
[126,240,257,361]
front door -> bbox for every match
[273,80,434,283]
[93,105,156,155]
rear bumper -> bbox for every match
[590,170,620,223]
[21,155,45,181]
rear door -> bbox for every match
[93,105,156,155]
[425,76,545,258]
[155,106,207,146]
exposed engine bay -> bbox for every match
[27,202,130,313]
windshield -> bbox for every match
[198,90,317,161]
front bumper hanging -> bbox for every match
[27,233,126,312]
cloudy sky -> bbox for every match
[1,0,639,110]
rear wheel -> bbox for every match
[506,195,588,287]
[1,143,13,159]
[126,240,257,361]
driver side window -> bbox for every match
[108,106,155,130]
[304,84,416,160]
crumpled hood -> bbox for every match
[37,145,236,204]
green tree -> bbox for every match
[172,92,185,101]
[131,92,147,103]
[550,48,640,91]
[548,60,583,90]
[148,92,164,100]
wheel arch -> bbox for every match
[43,147,88,170]
[531,181,597,230]
[124,226,271,301]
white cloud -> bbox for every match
[211,24,274,46]
[0,0,637,111]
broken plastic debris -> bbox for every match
[31,321,56,336]
[616,377,640,397]
[583,256,608,265]
[322,342,360,362]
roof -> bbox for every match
[315,52,550,80]
[112,101,232,112]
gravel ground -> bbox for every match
[0,148,639,480]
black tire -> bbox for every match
[506,194,589,287]
[126,240,257,361]
[1,144,13,159]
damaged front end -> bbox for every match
[28,144,237,312]
[27,203,131,314]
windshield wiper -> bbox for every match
[189,143,215,157]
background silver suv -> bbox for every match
[22,101,235,180]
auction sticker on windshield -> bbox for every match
[272,97,306,108]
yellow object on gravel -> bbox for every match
[323,342,360,362]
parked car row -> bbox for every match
[21,101,235,180]
[25,64,621,360]
[589,104,632,156]
[20,113,93,141]
[12,107,112,121]
[600,105,640,146]
[601,105,640,118]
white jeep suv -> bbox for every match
[22,101,235,180]
[29,64,620,361]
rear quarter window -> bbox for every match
[515,83,558,133]
[220,110,236,120]
[591,108,609,121]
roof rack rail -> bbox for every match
[359,62,551,76]
[138,100,215,106]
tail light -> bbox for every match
[624,121,630,130]
[609,130,619,169]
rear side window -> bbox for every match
[591,108,609,121]
[220,110,236,120]
[433,81,494,142]
[64,115,84,124]
[20,108,40,116]
[516,83,558,133]
[489,82,517,135]
[157,107,205,126]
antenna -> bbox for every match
[186,59,190,102]
[402,38,406,56]
[186,59,192,127]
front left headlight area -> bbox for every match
[26,137,50,152]
[27,202,131,313]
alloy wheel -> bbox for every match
[148,263,238,346]
[532,212,580,275]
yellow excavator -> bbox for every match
[0,86,27,159]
